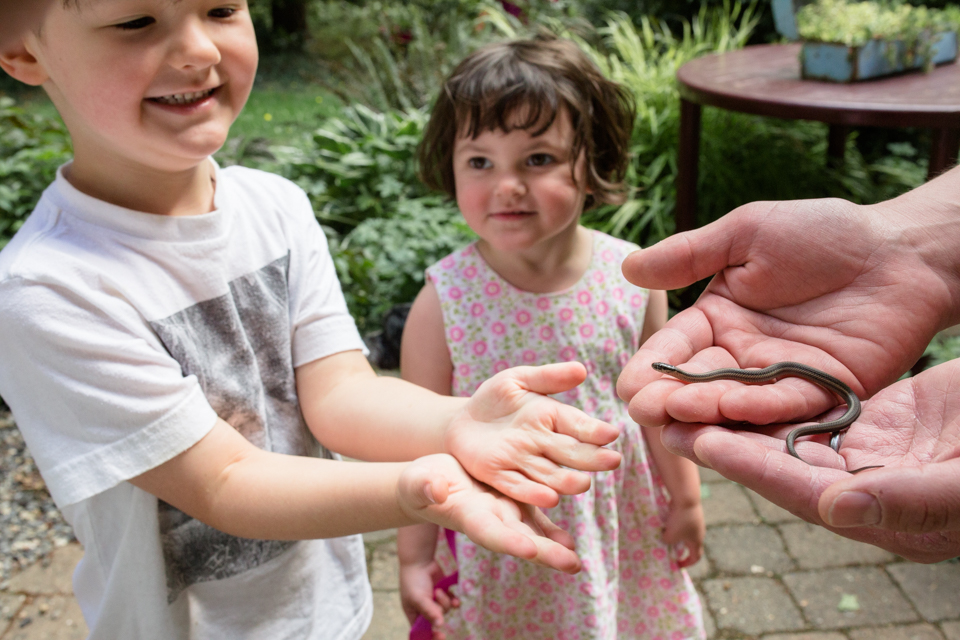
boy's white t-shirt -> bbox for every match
[0,163,372,639]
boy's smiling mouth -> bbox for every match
[147,87,218,106]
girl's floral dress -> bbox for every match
[426,230,706,640]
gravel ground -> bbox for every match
[0,411,75,587]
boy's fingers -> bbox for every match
[463,511,539,561]
[531,507,576,550]
[537,435,622,474]
[485,469,561,509]
[497,453,591,496]
[544,405,621,446]
[505,362,587,396]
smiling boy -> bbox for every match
[0,2,621,638]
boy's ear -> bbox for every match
[0,39,49,86]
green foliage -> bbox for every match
[279,104,432,236]
[276,104,474,330]
[796,0,960,47]
[922,332,960,370]
[0,98,72,248]
[308,0,587,111]
[562,4,924,248]
[331,197,474,331]
[577,4,761,245]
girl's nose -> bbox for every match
[168,19,222,70]
[496,174,527,200]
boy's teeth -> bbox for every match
[152,89,214,105]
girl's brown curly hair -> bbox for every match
[418,33,636,210]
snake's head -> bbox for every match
[651,362,676,374]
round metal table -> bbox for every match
[675,43,960,231]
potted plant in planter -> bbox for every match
[793,0,959,82]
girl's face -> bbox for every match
[452,110,589,255]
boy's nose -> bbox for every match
[169,19,222,69]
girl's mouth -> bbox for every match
[491,210,535,219]
[148,87,218,106]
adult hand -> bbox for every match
[617,168,960,430]
[398,453,582,573]
[445,362,622,509]
[658,359,960,563]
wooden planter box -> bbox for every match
[772,0,815,40]
[800,30,958,82]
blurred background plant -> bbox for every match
[0,98,72,249]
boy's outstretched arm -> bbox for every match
[298,352,621,510]
[130,418,582,572]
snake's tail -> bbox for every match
[848,465,884,474]
[830,429,883,473]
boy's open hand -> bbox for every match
[443,362,622,509]
[398,454,582,573]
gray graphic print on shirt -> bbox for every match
[149,253,332,603]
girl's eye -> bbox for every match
[115,16,155,30]
[209,7,238,19]
[468,157,491,170]
[528,154,554,167]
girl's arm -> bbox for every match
[397,282,458,632]
[637,289,705,567]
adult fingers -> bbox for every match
[690,429,850,523]
[820,458,960,533]
[617,307,722,409]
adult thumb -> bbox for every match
[620,200,771,291]
[819,459,960,533]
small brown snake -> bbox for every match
[652,362,881,473]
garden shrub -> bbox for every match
[331,196,474,332]
[0,98,72,248]
[277,104,474,331]
[281,104,433,236]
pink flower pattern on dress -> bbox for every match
[426,231,705,640]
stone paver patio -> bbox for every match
[3,467,958,639]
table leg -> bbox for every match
[827,125,850,167]
[676,99,701,233]
[928,127,960,181]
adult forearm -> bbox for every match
[875,164,960,328]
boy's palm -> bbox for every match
[399,454,582,574]
[444,362,622,509]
